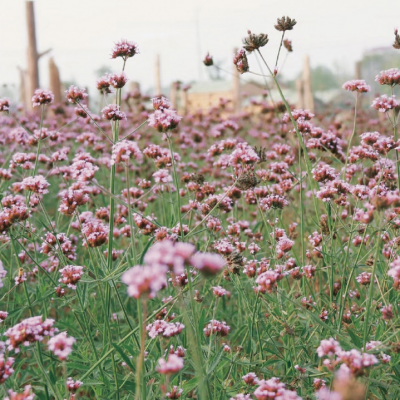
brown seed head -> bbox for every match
[275,16,297,32]
[394,28,400,50]
[283,39,293,52]
[242,32,269,53]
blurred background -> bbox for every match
[1,0,399,113]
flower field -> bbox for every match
[0,18,400,400]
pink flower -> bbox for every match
[21,175,50,194]
[5,316,57,353]
[233,49,249,74]
[316,388,342,400]
[5,385,35,400]
[212,286,231,297]
[65,85,88,103]
[375,68,400,86]
[108,71,128,88]
[203,320,230,337]
[371,94,399,112]
[342,79,370,93]
[316,338,341,357]
[47,332,75,360]
[59,265,84,289]
[190,252,226,275]
[0,354,14,384]
[111,39,139,59]
[121,264,167,299]
[144,240,195,275]
[153,169,172,183]
[148,109,182,132]
[111,140,143,165]
[32,89,54,107]
[156,354,184,375]
[66,377,83,393]
[0,98,10,111]
[101,104,127,121]
[242,372,259,386]
[152,96,171,110]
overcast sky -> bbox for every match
[0,0,399,96]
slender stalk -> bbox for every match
[135,298,147,400]
[167,136,183,239]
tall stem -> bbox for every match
[135,298,147,400]
[167,136,183,239]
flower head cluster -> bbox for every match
[5,385,35,400]
[156,354,184,375]
[32,89,54,107]
[233,49,249,74]
[122,264,167,299]
[0,98,10,111]
[108,71,128,88]
[375,68,400,86]
[0,354,14,384]
[59,265,84,289]
[5,316,57,353]
[20,175,50,194]
[146,320,185,339]
[371,95,399,112]
[342,80,370,93]
[111,39,139,59]
[101,104,127,121]
[203,320,230,337]
[242,31,269,53]
[148,108,182,133]
[111,140,143,165]
[81,220,109,247]
[47,332,75,360]
[65,85,88,103]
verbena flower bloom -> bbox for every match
[371,95,399,112]
[65,85,88,103]
[32,89,54,107]
[101,104,127,121]
[156,354,184,375]
[317,338,341,357]
[47,331,75,360]
[342,80,370,93]
[0,98,10,111]
[66,377,83,393]
[108,71,129,88]
[153,169,172,183]
[111,140,143,165]
[375,68,400,86]
[111,39,139,60]
[0,261,7,288]
[5,385,35,400]
[0,354,14,384]
[122,264,167,299]
[20,175,50,194]
[59,265,84,289]
[191,252,225,275]
[148,109,182,133]
[203,320,230,337]
[233,49,249,74]
[5,316,57,353]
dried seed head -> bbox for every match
[394,28,400,50]
[235,172,260,190]
[225,251,244,274]
[242,31,269,53]
[254,146,267,163]
[275,16,297,32]
[283,39,293,52]
[203,53,214,66]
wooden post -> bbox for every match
[302,55,314,112]
[26,1,51,111]
[295,78,304,109]
[170,82,178,109]
[18,67,28,109]
[49,57,61,103]
[154,54,162,96]
[232,48,240,113]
